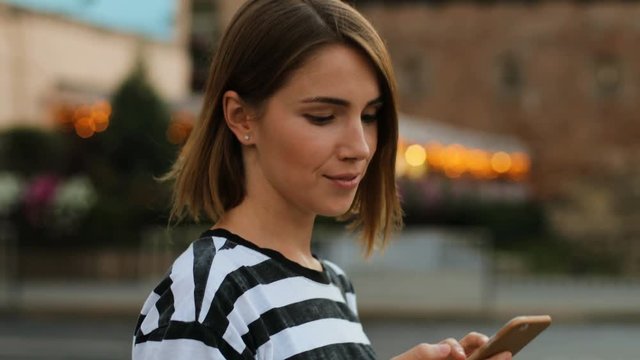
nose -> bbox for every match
[337,117,374,162]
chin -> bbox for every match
[318,203,354,218]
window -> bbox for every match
[397,54,431,100]
[593,54,622,98]
[495,52,524,97]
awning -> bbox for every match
[399,113,529,154]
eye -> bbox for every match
[361,113,379,124]
[304,114,334,124]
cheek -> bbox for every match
[279,138,313,164]
[265,125,323,171]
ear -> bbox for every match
[222,90,256,144]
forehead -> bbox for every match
[275,44,381,105]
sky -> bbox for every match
[1,0,176,41]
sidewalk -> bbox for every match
[0,281,152,318]
[493,275,640,321]
[2,275,640,321]
[353,272,640,321]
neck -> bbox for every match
[213,194,319,270]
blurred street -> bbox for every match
[1,315,639,360]
[0,317,131,360]
[0,275,639,359]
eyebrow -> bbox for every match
[300,96,383,107]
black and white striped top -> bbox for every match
[132,228,376,359]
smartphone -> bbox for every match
[466,315,552,360]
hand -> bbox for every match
[391,332,512,360]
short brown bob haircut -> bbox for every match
[164,0,403,255]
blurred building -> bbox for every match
[190,0,218,91]
[184,0,640,273]
[0,0,191,129]
[356,1,640,272]
[211,0,640,272]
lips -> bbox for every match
[324,173,361,189]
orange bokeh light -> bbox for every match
[93,112,109,132]
[425,142,445,170]
[167,113,194,145]
[442,144,467,178]
[75,116,96,138]
[491,152,512,174]
[53,100,113,138]
[395,139,530,181]
[467,149,493,179]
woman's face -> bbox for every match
[247,44,381,217]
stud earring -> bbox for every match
[243,134,250,141]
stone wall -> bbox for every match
[357,2,640,272]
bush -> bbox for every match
[1,63,178,249]
[0,126,68,176]
[73,62,177,246]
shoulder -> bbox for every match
[321,259,361,316]
[173,231,269,284]
[322,259,348,277]
[322,259,355,292]
[134,231,270,358]
[137,231,271,326]
[175,232,271,308]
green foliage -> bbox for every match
[404,196,547,248]
[76,62,177,246]
[0,62,178,249]
[97,62,174,177]
[401,181,621,275]
[0,126,68,176]
[516,236,623,275]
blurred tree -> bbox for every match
[8,61,180,249]
[0,127,67,177]
[99,61,174,177]
[0,61,177,248]
[74,61,177,247]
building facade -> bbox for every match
[358,1,640,272]
[0,1,191,129]
[203,0,640,272]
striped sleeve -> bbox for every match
[133,233,376,359]
[322,260,359,317]
[132,236,265,359]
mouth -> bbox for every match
[323,173,361,189]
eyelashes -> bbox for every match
[303,113,379,125]
[304,114,334,124]
[361,114,378,124]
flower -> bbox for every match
[0,172,23,216]
[22,174,60,225]
[52,176,97,228]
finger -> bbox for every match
[459,332,490,355]
[392,343,452,360]
[439,338,466,360]
[488,351,512,360]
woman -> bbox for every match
[133,0,511,359]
